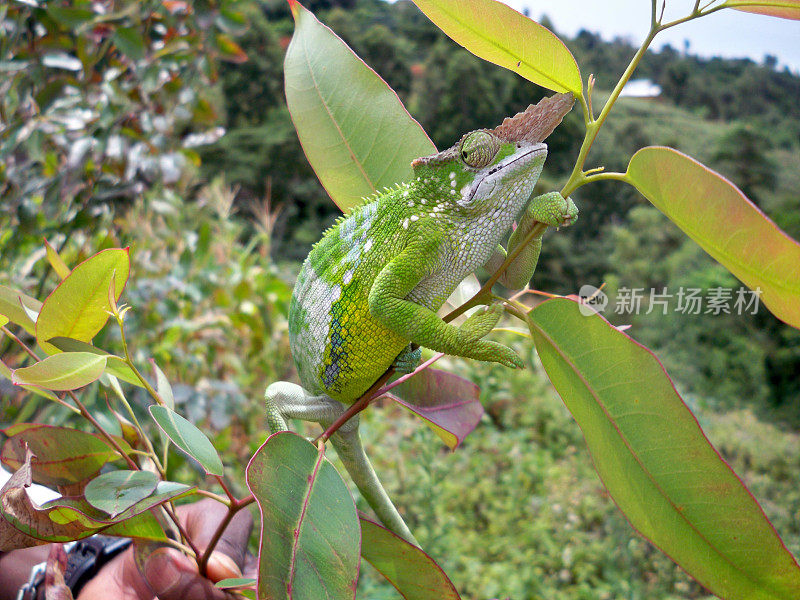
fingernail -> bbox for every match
[144,548,181,593]
[207,551,242,582]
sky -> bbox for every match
[503,0,800,73]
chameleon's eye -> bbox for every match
[459,131,500,169]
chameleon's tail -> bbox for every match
[329,427,419,547]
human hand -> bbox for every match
[78,499,256,600]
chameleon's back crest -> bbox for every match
[492,92,574,144]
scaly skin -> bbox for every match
[267,94,578,545]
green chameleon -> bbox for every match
[266,93,578,545]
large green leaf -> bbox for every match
[246,431,360,600]
[722,0,800,19]
[36,248,130,353]
[625,147,800,329]
[528,298,800,600]
[360,515,460,600]
[11,352,107,391]
[1,423,131,486]
[284,0,435,213]
[412,0,582,95]
[149,406,223,476]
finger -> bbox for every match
[180,498,254,569]
[143,547,229,600]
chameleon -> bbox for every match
[266,92,578,545]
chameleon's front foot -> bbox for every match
[529,191,578,229]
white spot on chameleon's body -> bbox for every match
[410,215,419,222]
[450,180,457,188]
[402,218,409,229]
[343,269,353,285]
[449,172,456,180]
[408,201,414,207]
[363,238,373,253]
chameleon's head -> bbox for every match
[409,92,573,219]
[411,132,547,217]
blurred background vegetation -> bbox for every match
[1,1,799,598]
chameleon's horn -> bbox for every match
[493,92,574,144]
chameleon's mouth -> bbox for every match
[462,143,547,206]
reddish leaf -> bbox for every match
[360,514,460,600]
[0,447,86,550]
[385,368,483,449]
[1,424,131,487]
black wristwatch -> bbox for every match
[17,536,132,600]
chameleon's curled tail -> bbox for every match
[329,427,420,547]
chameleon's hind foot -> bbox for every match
[392,345,421,374]
[264,381,355,434]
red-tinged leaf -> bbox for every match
[2,424,132,487]
[384,368,483,449]
[360,514,460,600]
[0,447,87,550]
[285,1,435,212]
[215,33,248,63]
[12,352,107,391]
[0,284,42,336]
[412,0,582,95]
[245,431,360,600]
[722,0,800,19]
[36,248,130,353]
[528,298,800,600]
[625,147,800,329]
